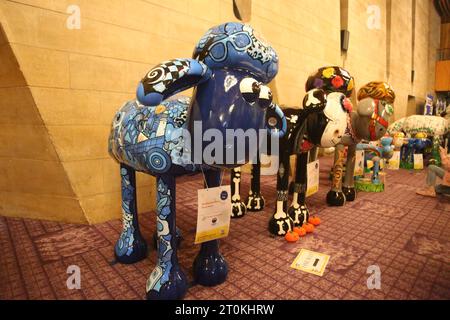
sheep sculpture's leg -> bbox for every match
[326,144,347,206]
[230,167,247,218]
[288,152,309,227]
[193,169,228,286]
[342,144,357,201]
[371,157,381,184]
[246,157,265,212]
[114,164,148,264]
[431,136,442,167]
[309,146,319,162]
[152,228,183,250]
[400,143,408,168]
[269,152,292,235]
[288,148,317,195]
[146,174,188,300]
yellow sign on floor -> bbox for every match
[290,249,330,276]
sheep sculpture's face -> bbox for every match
[193,22,279,83]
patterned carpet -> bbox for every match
[1,156,449,300]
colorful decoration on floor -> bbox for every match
[309,216,321,226]
[388,115,449,167]
[285,220,317,243]
[285,230,300,242]
[399,134,432,169]
[304,223,315,233]
[108,22,287,300]
[326,81,395,206]
[354,137,394,192]
[293,226,306,237]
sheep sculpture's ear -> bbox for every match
[136,58,211,106]
[290,89,327,154]
[302,88,327,113]
[265,103,287,139]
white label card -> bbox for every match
[291,249,330,276]
[414,153,424,170]
[387,151,400,170]
[195,185,231,244]
[306,160,319,197]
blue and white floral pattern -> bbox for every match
[146,178,173,292]
[108,97,196,174]
[115,166,136,257]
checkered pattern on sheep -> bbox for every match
[142,60,190,95]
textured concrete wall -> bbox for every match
[250,0,342,106]
[0,0,236,223]
[0,25,87,222]
[340,0,440,119]
[0,0,441,223]
[344,0,387,102]
[388,0,413,119]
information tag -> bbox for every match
[306,160,319,197]
[195,186,231,244]
[291,249,330,276]
[387,151,400,170]
[354,150,364,176]
[414,154,424,170]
